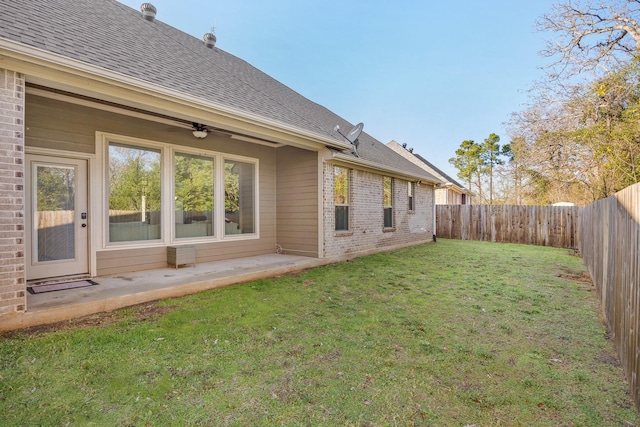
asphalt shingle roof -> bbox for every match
[412,153,468,190]
[0,0,438,182]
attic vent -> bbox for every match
[140,3,157,21]
[203,32,217,49]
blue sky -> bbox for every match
[119,0,557,180]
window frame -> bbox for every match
[222,156,259,238]
[98,132,259,250]
[408,181,415,212]
[173,150,216,240]
[334,165,350,232]
[383,176,393,229]
[105,139,164,245]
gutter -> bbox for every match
[438,181,473,195]
[0,38,352,151]
[331,152,442,185]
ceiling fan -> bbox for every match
[191,122,209,139]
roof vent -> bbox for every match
[140,3,157,21]
[203,32,217,49]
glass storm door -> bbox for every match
[26,155,89,281]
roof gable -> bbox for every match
[387,140,470,192]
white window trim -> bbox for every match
[98,133,166,249]
[96,132,260,250]
[172,147,216,243]
[383,176,394,229]
[334,166,351,233]
[220,153,260,241]
[408,181,415,212]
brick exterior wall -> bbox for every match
[435,188,466,205]
[388,141,472,205]
[323,162,434,258]
[0,68,26,315]
[435,188,447,205]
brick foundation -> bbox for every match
[0,68,26,316]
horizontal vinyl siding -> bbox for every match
[96,248,167,276]
[26,94,97,153]
[95,237,277,276]
[276,147,319,257]
[272,209,317,218]
[195,239,276,260]
[277,225,318,236]
[26,94,282,158]
[27,94,279,276]
[278,178,318,189]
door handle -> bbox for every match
[81,223,87,228]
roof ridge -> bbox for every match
[412,152,465,188]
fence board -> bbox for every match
[579,182,640,410]
[436,205,580,249]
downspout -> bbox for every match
[433,184,437,242]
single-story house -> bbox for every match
[0,0,441,324]
[387,140,473,205]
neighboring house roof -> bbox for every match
[387,140,472,194]
[0,0,439,184]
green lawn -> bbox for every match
[1,239,637,426]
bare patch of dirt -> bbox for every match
[558,268,593,284]
[1,302,176,338]
[596,352,621,367]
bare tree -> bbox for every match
[503,1,640,205]
[537,0,640,79]
[506,99,605,205]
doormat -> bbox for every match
[27,280,99,294]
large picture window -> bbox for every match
[108,143,161,242]
[334,166,350,231]
[224,159,255,235]
[174,153,214,239]
[101,134,259,246]
[383,176,393,228]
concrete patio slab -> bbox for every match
[1,254,328,332]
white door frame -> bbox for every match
[25,149,95,280]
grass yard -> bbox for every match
[1,239,637,426]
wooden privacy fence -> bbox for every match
[579,182,640,409]
[436,205,580,249]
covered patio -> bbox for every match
[1,254,328,332]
